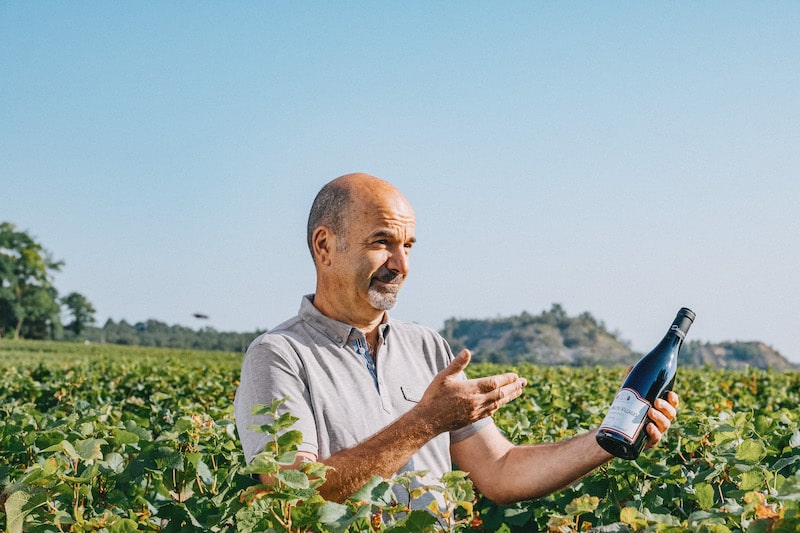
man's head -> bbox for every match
[307,173,416,326]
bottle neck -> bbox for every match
[670,309,695,340]
[654,329,685,354]
[657,309,694,353]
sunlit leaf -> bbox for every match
[695,482,716,509]
[4,490,30,533]
[736,439,767,463]
[276,469,309,489]
[75,438,106,462]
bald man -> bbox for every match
[234,173,678,509]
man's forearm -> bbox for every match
[497,429,613,502]
[452,426,613,506]
[314,408,439,502]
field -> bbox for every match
[1,340,799,532]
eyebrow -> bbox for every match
[372,229,416,243]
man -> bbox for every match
[234,172,678,507]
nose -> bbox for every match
[386,244,410,276]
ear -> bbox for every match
[312,226,335,267]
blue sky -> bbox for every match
[2,2,798,362]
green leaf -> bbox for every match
[736,439,767,463]
[99,452,125,474]
[41,456,59,476]
[4,490,30,533]
[275,411,300,429]
[500,505,534,526]
[695,482,716,510]
[196,457,214,485]
[384,509,438,532]
[620,506,648,528]
[565,494,599,515]
[276,450,299,466]
[124,419,152,440]
[112,429,141,445]
[714,430,739,446]
[349,475,386,503]
[75,438,106,462]
[772,455,800,472]
[777,472,800,501]
[552,397,571,409]
[738,469,765,491]
[42,439,78,460]
[244,453,280,476]
[317,500,350,522]
[155,447,184,470]
[276,469,310,489]
[108,518,140,533]
[277,429,303,450]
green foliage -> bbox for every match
[0,222,64,339]
[61,292,96,337]
[0,341,479,532]
[80,318,262,353]
[1,340,799,532]
[467,362,800,532]
[235,399,479,532]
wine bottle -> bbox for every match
[596,307,695,460]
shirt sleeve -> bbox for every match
[234,334,319,464]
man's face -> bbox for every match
[331,190,416,315]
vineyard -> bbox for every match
[1,340,799,532]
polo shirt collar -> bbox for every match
[299,294,391,347]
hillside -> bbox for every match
[440,304,798,370]
[441,304,639,366]
[68,305,798,370]
[680,340,797,371]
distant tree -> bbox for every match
[0,222,64,339]
[62,292,96,336]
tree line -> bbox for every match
[5,221,796,365]
[1,221,263,352]
[81,318,262,353]
[0,222,95,339]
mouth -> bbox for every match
[370,272,404,291]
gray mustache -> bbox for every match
[373,269,403,284]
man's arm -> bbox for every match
[450,392,679,505]
[266,349,527,502]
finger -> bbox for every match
[442,349,471,377]
[475,376,527,418]
[646,422,663,446]
[665,390,680,409]
[495,378,527,406]
[648,405,672,434]
[653,397,677,422]
[473,372,524,394]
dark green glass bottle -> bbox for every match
[596,307,695,460]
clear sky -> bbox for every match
[2,2,798,362]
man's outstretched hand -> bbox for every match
[416,349,528,434]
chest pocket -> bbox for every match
[400,385,426,403]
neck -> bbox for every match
[312,291,385,334]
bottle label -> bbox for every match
[599,387,650,442]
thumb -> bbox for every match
[444,349,471,376]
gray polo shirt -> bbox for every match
[234,295,491,504]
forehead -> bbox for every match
[349,190,416,238]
